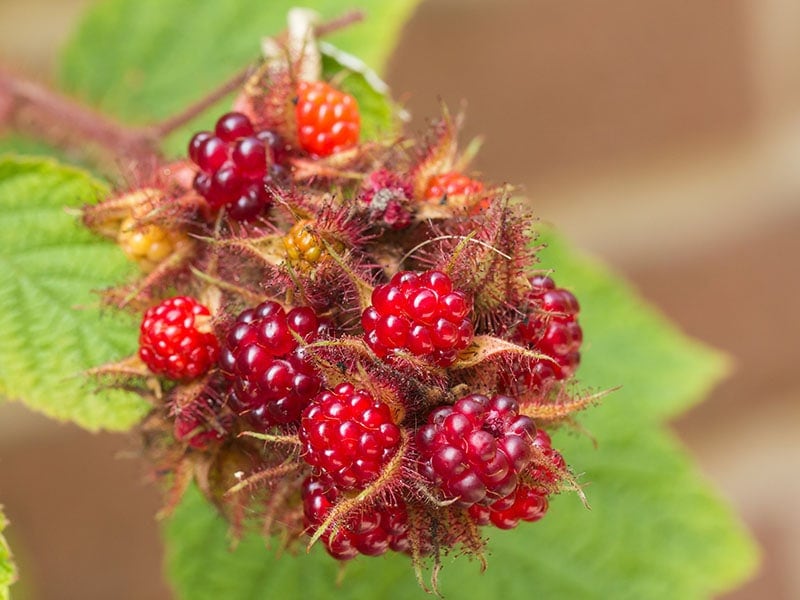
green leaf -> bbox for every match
[0,507,15,600]
[59,0,420,155]
[0,156,149,431]
[164,228,758,599]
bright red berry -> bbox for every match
[424,172,484,202]
[295,81,360,157]
[468,484,549,529]
[302,476,409,559]
[138,296,219,380]
[362,270,474,367]
[220,301,328,429]
[415,394,535,507]
[299,382,401,489]
[506,276,582,392]
[189,112,277,221]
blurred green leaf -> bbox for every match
[164,227,758,599]
[59,0,420,155]
[0,156,149,431]
[0,507,15,600]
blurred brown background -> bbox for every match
[1,0,799,598]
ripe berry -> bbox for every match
[468,484,549,529]
[362,270,474,367]
[117,217,190,272]
[299,382,401,489]
[302,476,409,559]
[219,301,327,429]
[139,296,219,380]
[295,80,360,157]
[188,112,277,221]
[415,394,535,507]
[508,276,582,392]
[424,172,484,202]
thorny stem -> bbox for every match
[0,10,364,175]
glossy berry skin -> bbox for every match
[295,81,360,157]
[468,484,549,529]
[424,172,484,202]
[508,276,582,392]
[415,394,536,507]
[139,296,219,380]
[302,476,409,559]
[362,270,474,367]
[189,112,276,221]
[219,301,327,429]
[300,382,401,489]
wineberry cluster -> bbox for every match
[84,21,590,587]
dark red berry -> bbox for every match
[468,484,549,529]
[363,270,473,367]
[505,276,582,392]
[299,382,401,489]
[138,296,219,380]
[220,301,328,429]
[215,112,254,142]
[415,394,535,507]
[188,131,212,164]
[188,112,277,221]
[302,476,409,559]
[295,81,360,157]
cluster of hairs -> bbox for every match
[82,13,599,592]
